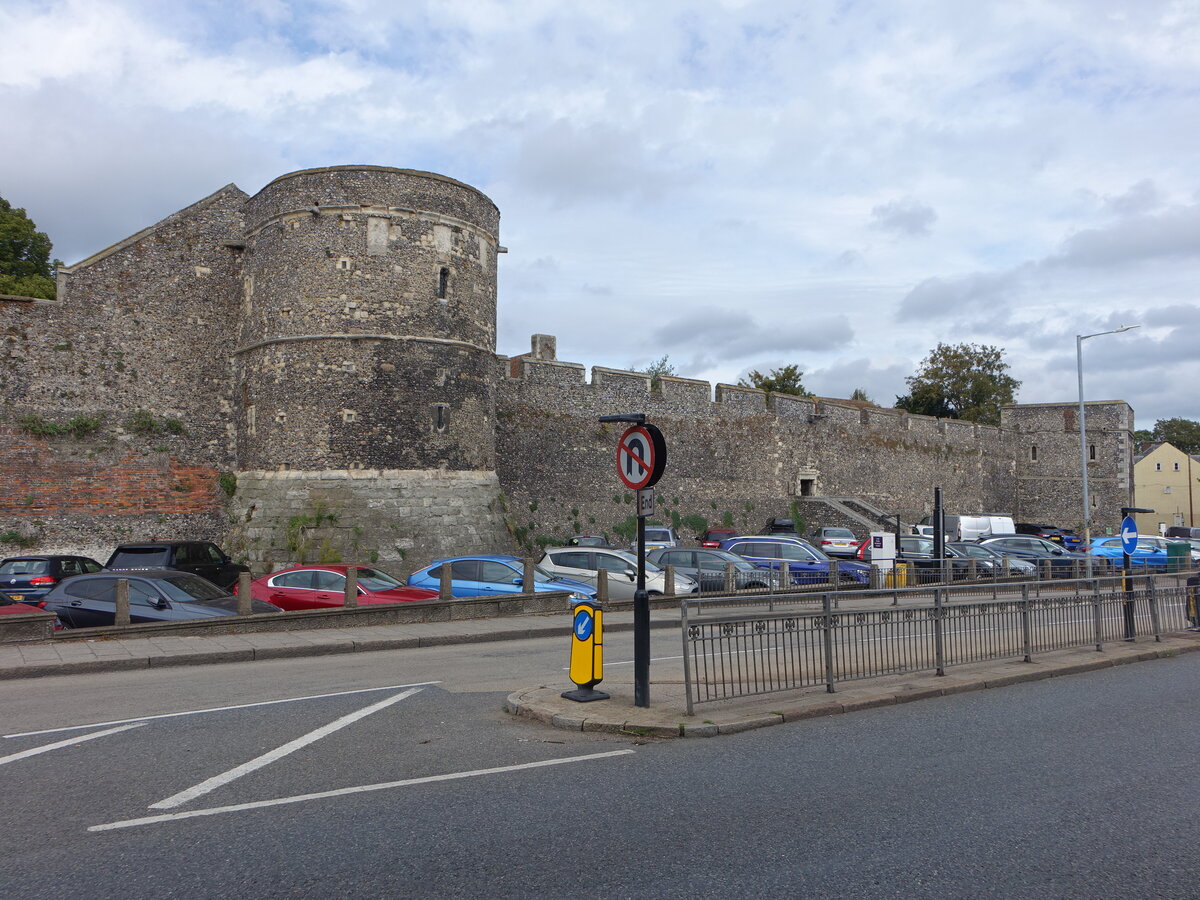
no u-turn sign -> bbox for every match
[616,424,666,490]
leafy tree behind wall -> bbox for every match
[894,342,1019,426]
[1148,418,1200,454]
[0,196,57,300]
[636,354,676,391]
[739,364,811,397]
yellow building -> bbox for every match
[1133,442,1199,534]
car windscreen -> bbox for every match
[158,574,230,603]
[355,568,403,591]
[0,559,49,576]
[823,529,855,539]
[644,529,673,541]
[108,548,171,568]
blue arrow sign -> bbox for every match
[1120,516,1138,555]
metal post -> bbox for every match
[1092,576,1103,651]
[680,595,694,716]
[933,587,945,676]
[114,578,130,627]
[1077,333,1094,577]
[1148,573,1161,642]
[344,565,358,608]
[634,512,649,708]
[821,592,836,693]
[933,486,944,573]
[237,571,252,616]
[1122,551,1136,641]
[1020,582,1032,663]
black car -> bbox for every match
[1014,523,1082,550]
[0,555,105,604]
[43,570,281,628]
[977,535,1090,576]
[105,541,249,589]
[646,548,775,591]
[764,518,798,535]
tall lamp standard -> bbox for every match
[1077,324,1140,572]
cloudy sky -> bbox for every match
[2,0,1197,427]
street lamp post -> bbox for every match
[1076,324,1140,573]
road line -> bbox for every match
[0,723,145,767]
[91,749,636,831]
[4,681,442,740]
[150,687,424,810]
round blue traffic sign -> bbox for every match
[573,609,594,641]
[1120,516,1138,555]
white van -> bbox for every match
[920,514,1015,541]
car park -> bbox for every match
[700,528,738,548]
[244,565,438,610]
[810,527,858,559]
[42,570,281,628]
[1087,537,1170,569]
[719,536,870,585]
[106,541,249,589]
[407,555,596,601]
[945,541,1037,575]
[763,518,798,534]
[539,547,697,598]
[646,547,774,592]
[976,535,1090,576]
[0,555,104,604]
[564,535,611,548]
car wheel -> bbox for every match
[647,590,663,598]
[743,581,768,590]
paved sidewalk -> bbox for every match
[0,608,678,680]
[506,631,1200,739]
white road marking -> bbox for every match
[150,687,424,810]
[0,722,145,767]
[3,681,442,740]
[91,749,636,832]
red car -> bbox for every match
[700,529,738,548]
[244,565,438,610]
[0,596,42,615]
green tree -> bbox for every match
[739,364,811,397]
[0,196,56,300]
[850,387,874,404]
[636,354,675,391]
[894,342,1019,426]
[1150,418,1200,454]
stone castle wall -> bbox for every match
[0,164,1135,573]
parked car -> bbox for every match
[1086,537,1169,569]
[810,527,858,559]
[0,596,44,615]
[406,555,596,600]
[1015,523,1083,551]
[105,541,249,589]
[945,541,1037,575]
[719,536,870,585]
[1135,535,1200,564]
[43,570,281,628]
[244,565,438,610]
[646,548,775,592]
[764,518,798,535]
[976,535,1090,576]
[0,555,104,604]
[539,547,697,598]
[635,526,678,552]
[564,535,611,548]
[1165,526,1200,540]
[700,528,738,548]
[892,536,971,579]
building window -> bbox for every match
[1030,445,1038,461]
[437,267,450,299]
[1156,462,1162,471]
[1164,486,1173,494]
[1089,445,1096,461]
[1174,462,1181,471]
[432,404,449,433]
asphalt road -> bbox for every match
[2,632,1199,898]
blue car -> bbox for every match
[718,536,871,585]
[407,555,597,600]
[1087,537,1170,569]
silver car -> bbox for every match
[539,547,696,598]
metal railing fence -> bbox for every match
[680,573,1192,714]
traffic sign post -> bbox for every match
[562,600,609,703]
[1120,508,1155,641]
[600,415,667,709]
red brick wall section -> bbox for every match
[0,430,221,517]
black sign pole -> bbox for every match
[634,511,649,708]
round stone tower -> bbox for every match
[229,166,510,572]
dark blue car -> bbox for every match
[718,536,871,585]
[407,555,597,600]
